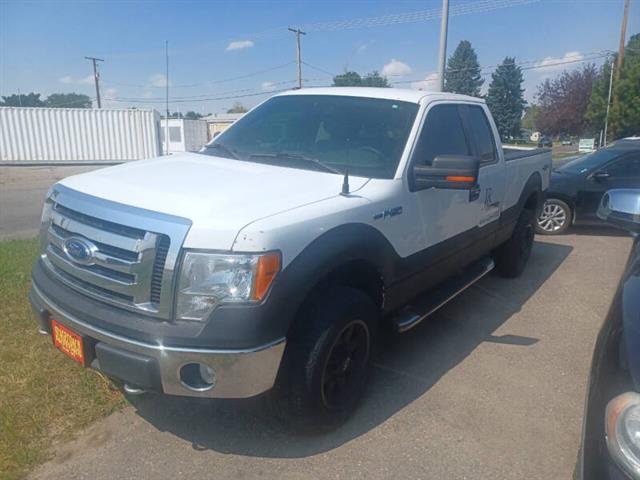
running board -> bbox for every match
[391,257,495,333]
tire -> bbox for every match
[494,208,535,278]
[271,286,379,432]
[536,198,571,235]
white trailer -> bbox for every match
[160,118,208,153]
[0,107,162,163]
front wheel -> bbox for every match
[271,286,378,431]
[536,198,571,235]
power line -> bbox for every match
[109,87,293,105]
[390,50,612,86]
[104,62,296,90]
[115,80,299,102]
[302,61,337,77]
[299,0,539,32]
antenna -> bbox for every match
[341,169,350,196]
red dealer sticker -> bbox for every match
[51,320,85,366]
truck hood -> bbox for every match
[59,152,368,249]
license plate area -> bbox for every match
[51,319,88,366]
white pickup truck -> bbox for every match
[30,88,551,429]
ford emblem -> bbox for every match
[62,237,98,265]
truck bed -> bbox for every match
[503,146,551,161]
[501,146,552,214]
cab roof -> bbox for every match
[274,87,484,105]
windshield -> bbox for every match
[557,148,621,175]
[199,94,419,179]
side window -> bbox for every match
[607,155,640,178]
[464,106,497,165]
[412,104,470,166]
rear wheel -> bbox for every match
[536,198,571,235]
[494,208,535,278]
[272,286,378,431]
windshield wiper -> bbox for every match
[205,142,240,160]
[248,151,342,175]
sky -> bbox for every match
[1,0,638,114]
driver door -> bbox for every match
[578,153,640,223]
[410,103,481,251]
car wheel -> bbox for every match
[494,208,535,278]
[271,286,378,431]
[536,198,571,235]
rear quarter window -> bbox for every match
[463,105,497,165]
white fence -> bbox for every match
[0,107,162,162]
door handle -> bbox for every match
[542,164,550,171]
[469,186,481,202]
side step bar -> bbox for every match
[391,257,495,333]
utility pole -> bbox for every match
[616,0,630,82]
[437,0,450,92]
[604,56,615,147]
[610,0,630,139]
[84,56,104,108]
[288,27,306,89]
[165,40,170,156]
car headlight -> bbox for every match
[39,191,54,251]
[606,392,640,479]
[175,251,280,321]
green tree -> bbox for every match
[486,57,526,140]
[585,59,613,138]
[45,93,92,108]
[227,102,248,114]
[332,70,390,87]
[333,71,363,86]
[184,111,203,120]
[0,92,44,107]
[361,71,390,87]
[610,33,640,138]
[444,40,483,97]
[522,105,541,131]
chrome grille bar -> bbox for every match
[41,185,192,319]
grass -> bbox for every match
[0,239,124,480]
[553,151,581,160]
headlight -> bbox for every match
[39,192,54,251]
[176,251,280,321]
[606,392,640,479]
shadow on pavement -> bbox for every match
[129,240,572,458]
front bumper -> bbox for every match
[29,282,285,399]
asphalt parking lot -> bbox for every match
[1,165,632,479]
[29,236,632,479]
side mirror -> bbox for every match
[593,171,611,181]
[597,189,640,233]
[412,155,479,191]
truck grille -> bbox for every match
[40,185,191,319]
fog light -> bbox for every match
[199,364,216,385]
[179,363,216,391]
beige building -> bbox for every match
[203,113,244,140]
